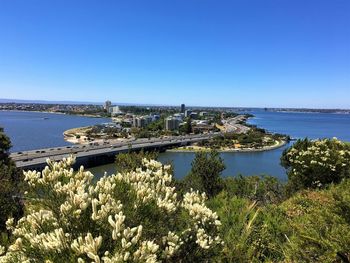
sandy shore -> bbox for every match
[63,126,94,144]
[63,126,131,145]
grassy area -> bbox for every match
[196,128,289,151]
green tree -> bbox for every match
[0,127,23,239]
[281,138,350,192]
[183,150,225,198]
[184,117,192,134]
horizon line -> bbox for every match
[0,98,349,111]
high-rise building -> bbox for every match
[110,106,122,115]
[165,117,180,131]
[133,116,153,128]
[181,104,185,113]
[104,100,111,110]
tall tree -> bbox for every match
[0,127,23,236]
[183,150,226,198]
[184,117,192,134]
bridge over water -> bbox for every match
[10,133,220,171]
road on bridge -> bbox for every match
[11,132,221,169]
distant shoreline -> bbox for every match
[0,109,110,119]
[269,110,350,115]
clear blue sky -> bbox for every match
[0,0,349,108]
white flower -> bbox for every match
[2,157,222,262]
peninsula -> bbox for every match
[62,105,289,153]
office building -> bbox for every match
[104,100,112,110]
[173,113,183,121]
[190,112,198,119]
[165,117,180,131]
[133,116,153,128]
[110,106,122,115]
[181,104,185,113]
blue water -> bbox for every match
[0,111,111,152]
[158,111,350,179]
[158,147,288,179]
[2,110,350,180]
[248,110,350,142]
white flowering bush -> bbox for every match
[281,138,350,190]
[0,156,222,262]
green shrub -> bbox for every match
[281,138,350,192]
[280,179,350,262]
[223,175,286,205]
[207,192,290,262]
[0,157,222,262]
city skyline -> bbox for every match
[0,0,349,108]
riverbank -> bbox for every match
[167,139,288,153]
[0,109,65,115]
[63,126,92,144]
[64,126,130,145]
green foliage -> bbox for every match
[115,150,159,173]
[2,133,350,262]
[0,128,11,155]
[207,192,291,262]
[279,179,350,262]
[146,117,165,132]
[223,175,286,205]
[184,117,192,134]
[281,138,350,192]
[182,150,225,198]
[1,157,222,262]
[207,193,261,262]
[0,128,23,242]
[132,128,152,139]
[199,128,287,150]
[207,180,350,262]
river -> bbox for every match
[1,110,350,180]
[89,110,350,180]
[0,111,111,152]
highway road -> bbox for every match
[11,132,221,169]
[222,116,250,134]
